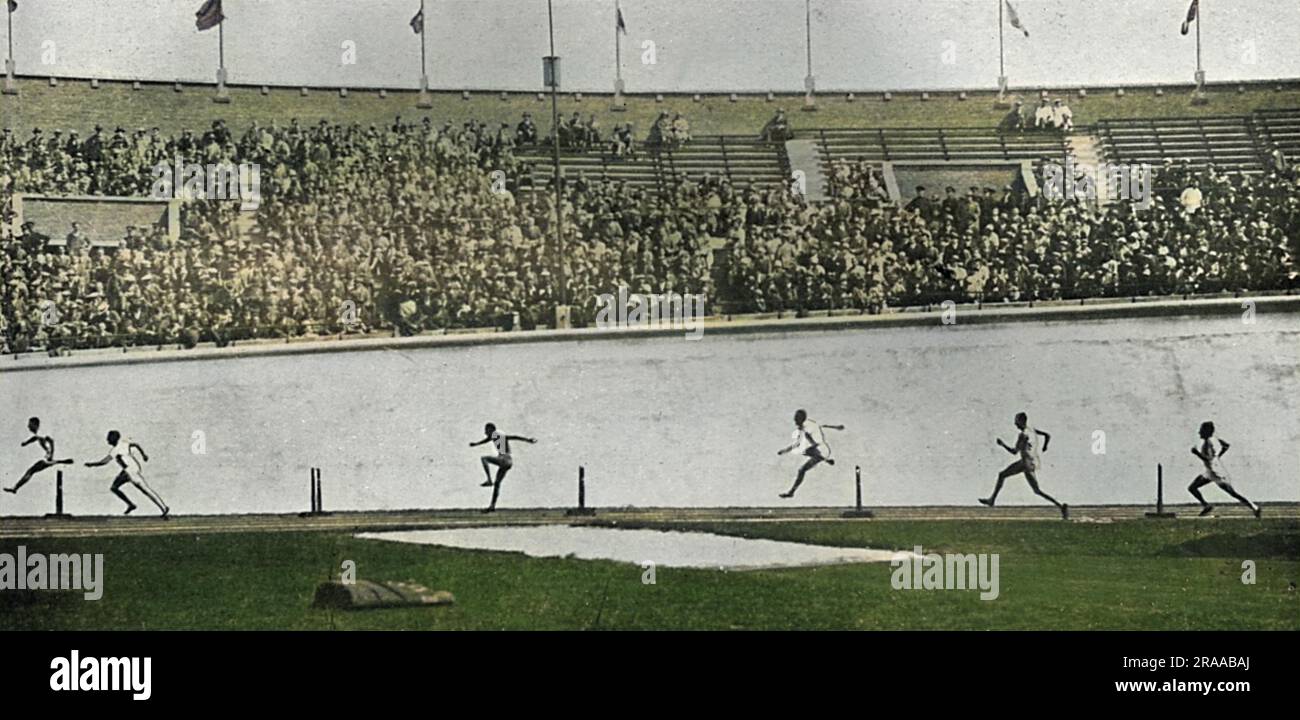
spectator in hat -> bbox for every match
[1033,99,1053,129]
[1052,99,1074,132]
[1000,100,1026,133]
[671,113,692,146]
[65,222,88,254]
[760,109,792,142]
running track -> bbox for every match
[2,503,1295,539]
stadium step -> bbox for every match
[785,138,826,202]
[1069,133,1112,205]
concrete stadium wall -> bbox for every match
[6,77,1300,139]
[4,295,1297,372]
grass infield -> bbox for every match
[1,518,1295,630]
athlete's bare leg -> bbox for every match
[484,465,511,513]
[6,458,72,493]
[480,456,503,486]
[1025,471,1068,519]
[780,454,824,498]
[6,460,53,493]
[111,474,138,515]
[980,461,1025,506]
[1188,476,1214,516]
[1218,483,1261,518]
[131,478,169,517]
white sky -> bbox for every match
[3,0,1297,93]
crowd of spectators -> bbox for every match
[728,162,1297,313]
[825,159,890,203]
[2,113,1297,354]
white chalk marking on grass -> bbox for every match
[356,526,913,571]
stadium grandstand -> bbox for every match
[3,74,1299,356]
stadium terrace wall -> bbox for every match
[3,295,1297,374]
[12,72,1300,97]
[5,75,1300,140]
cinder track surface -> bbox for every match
[2,503,1295,540]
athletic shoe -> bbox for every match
[124,504,137,516]
[779,492,794,499]
[1253,505,1262,519]
[161,507,170,520]
[479,480,494,487]
[978,497,994,507]
[2,487,15,494]
[1061,504,1069,520]
[481,507,495,514]
[1198,505,1215,517]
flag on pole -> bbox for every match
[1005,0,1028,38]
[195,0,223,31]
[410,8,424,34]
[616,7,627,35]
[1181,0,1199,35]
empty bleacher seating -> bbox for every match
[1097,115,1265,174]
[811,126,1072,169]
[1251,108,1300,165]
[518,135,789,193]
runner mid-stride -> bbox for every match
[979,412,1068,520]
[777,409,844,499]
[469,423,537,513]
[4,417,75,495]
[85,430,169,517]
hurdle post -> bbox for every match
[44,470,73,519]
[841,465,874,518]
[1145,463,1176,518]
[566,465,595,517]
[299,467,331,518]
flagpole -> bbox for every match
[997,0,1007,101]
[546,0,567,315]
[1195,1,1202,76]
[612,0,624,109]
[802,0,815,110]
[1193,1,1207,104]
[418,0,432,107]
[4,1,16,95]
[214,12,230,103]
